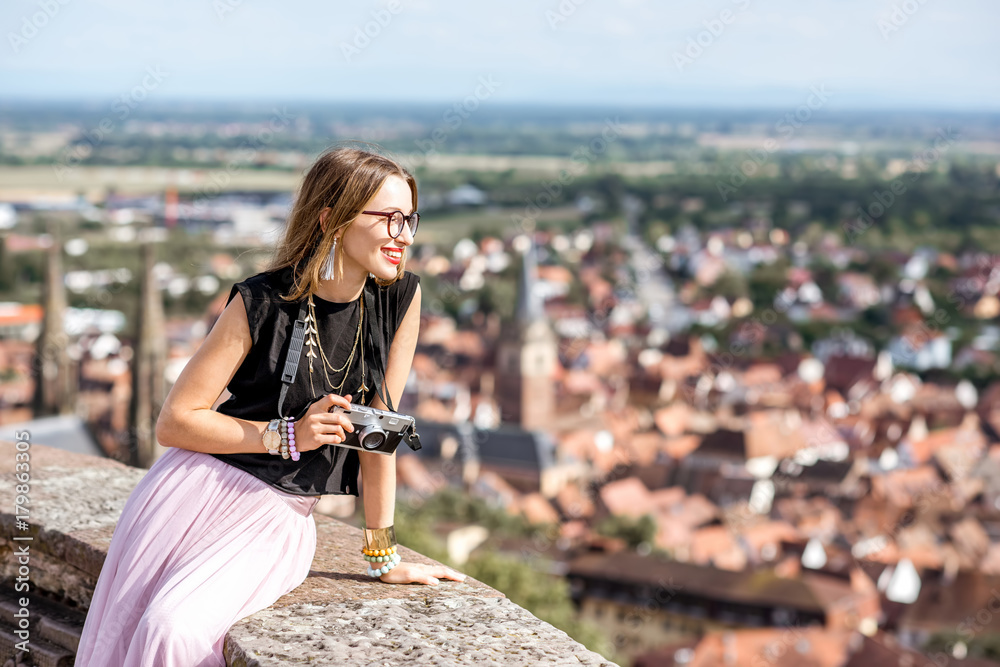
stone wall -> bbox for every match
[0,441,616,666]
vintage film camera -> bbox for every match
[328,403,421,455]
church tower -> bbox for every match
[494,238,558,431]
[127,241,168,467]
[32,228,73,417]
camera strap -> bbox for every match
[276,299,310,421]
[275,284,421,452]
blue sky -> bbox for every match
[1,0,997,110]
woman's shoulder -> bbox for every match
[395,270,420,291]
[389,271,420,322]
[387,270,420,303]
[226,270,294,346]
[365,271,420,331]
[367,270,420,298]
[236,268,297,301]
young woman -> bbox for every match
[76,145,465,666]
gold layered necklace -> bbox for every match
[303,293,368,397]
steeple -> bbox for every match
[128,241,168,467]
[493,235,557,431]
[515,238,544,325]
[32,225,72,417]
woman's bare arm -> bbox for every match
[359,283,421,529]
[155,291,271,454]
[357,285,463,585]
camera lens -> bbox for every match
[359,426,386,450]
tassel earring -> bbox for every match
[321,238,337,281]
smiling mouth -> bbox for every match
[381,248,402,261]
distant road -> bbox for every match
[621,194,679,331]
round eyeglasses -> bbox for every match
[363,210,420,240]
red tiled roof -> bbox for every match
[396,453,445,497]
[622,431,666,467]
[654,403,692,437]
[514,493,560,525]
[744,410,808,459]
[414,398,455,422]
[562,369,603,395]
[651,486,686,511]
[475,470,521,508]
[661,434,703,459]
[662,493,718,529]
[741,520,802,554]
[537,264,573,284]
[871,465,944,510]
[905,424,986,466]
[0,303,42,326]
[688,627,851,667]
[598,477,654,519]
[741,363,784,386]
[690,525,744,570]
[555,482,595,520]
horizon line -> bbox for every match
[1,96,999,116]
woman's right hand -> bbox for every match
[293,393,356,452]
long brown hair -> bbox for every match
[266,144,417,302]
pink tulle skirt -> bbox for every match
[75,446,319,667]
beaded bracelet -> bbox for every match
[277,417,299,461]
[362,526,399,578]
[279,419,289,459]
[366,552,401,577]
[287,417,299,462]
[363,545,397,558]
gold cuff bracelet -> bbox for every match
[362,526,396,552]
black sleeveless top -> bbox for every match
[212,267,421,497]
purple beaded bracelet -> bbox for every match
[287,418,299,461]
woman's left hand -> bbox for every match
[377,561,466,585]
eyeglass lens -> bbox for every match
[389,211,419,238]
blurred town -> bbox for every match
[3,101,1000,665]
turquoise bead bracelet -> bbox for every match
[366,552,402,577]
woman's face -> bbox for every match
[336,174,415,283]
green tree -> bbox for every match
[924,631,1000,662]
[712,270,749,300]
[594,514,657,550]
